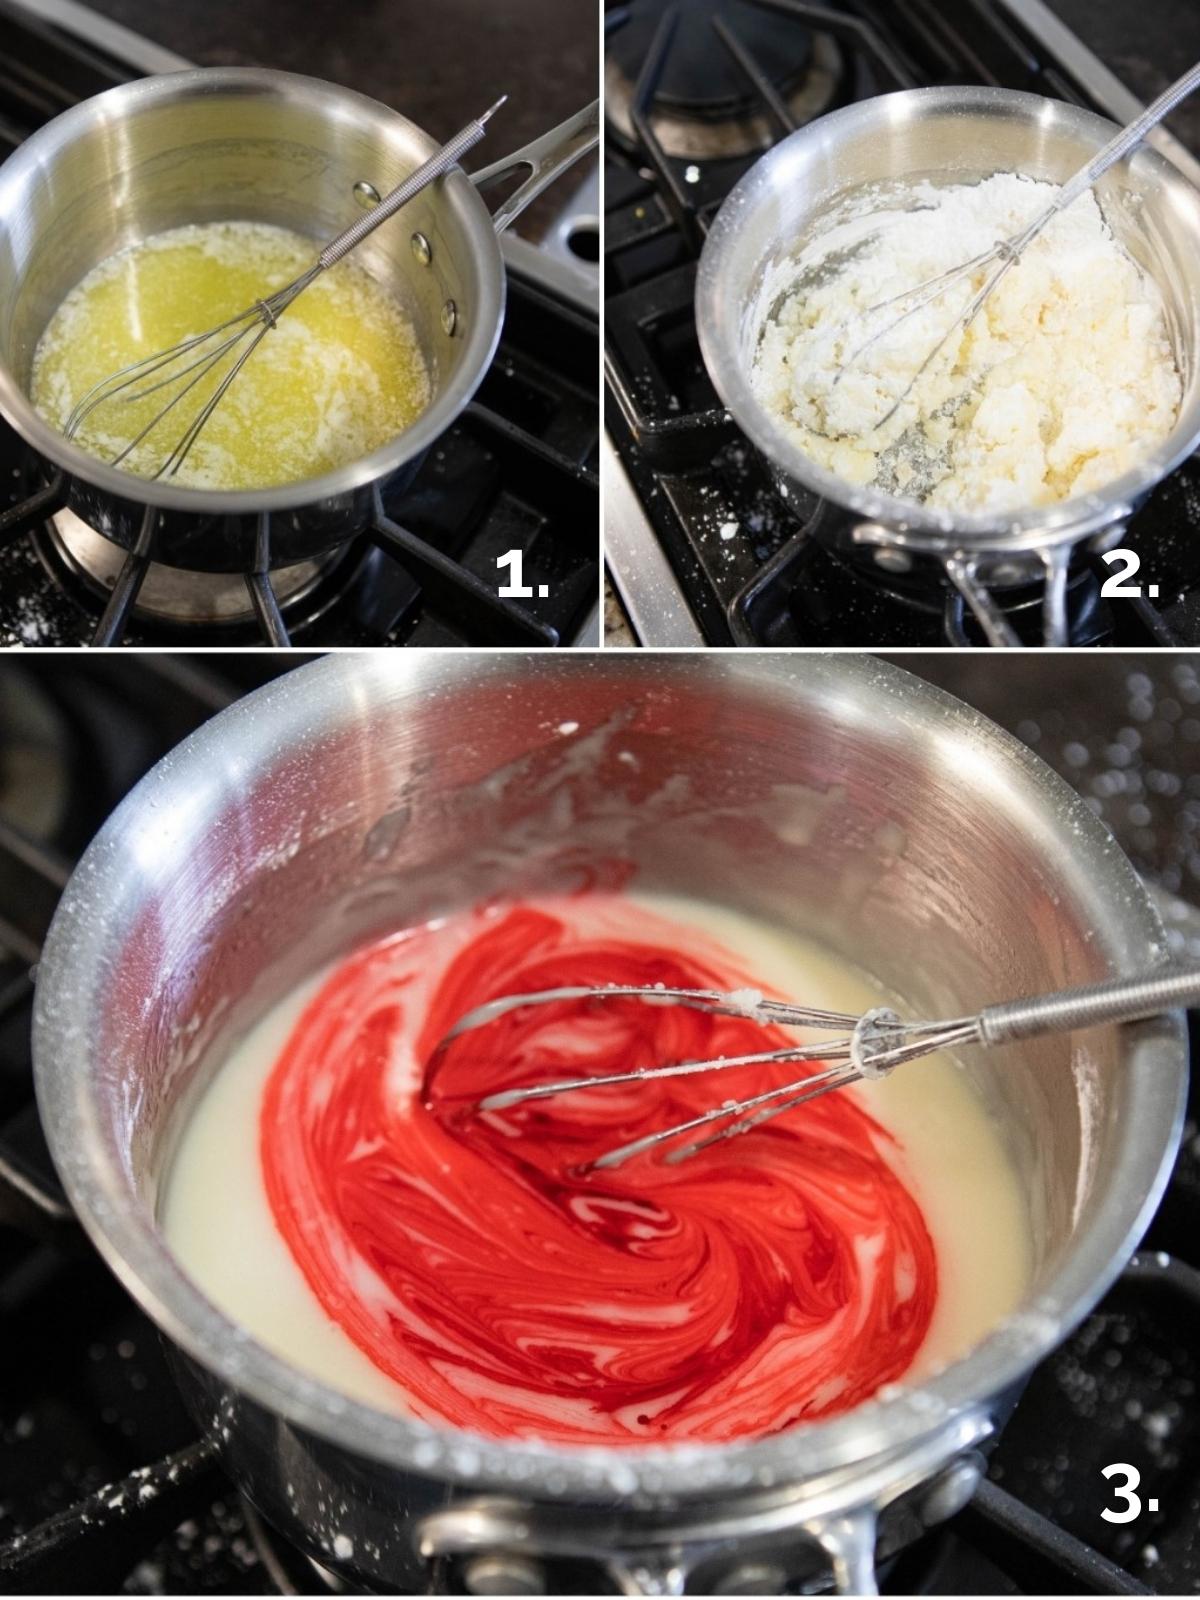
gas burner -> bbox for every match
[727,525,1130,649]
[41,511,345,629]
[22,513,380,646]
[817,542,1113,649]
[606,1,843,160]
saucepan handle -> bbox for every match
[978,964,1200,1047]
[941,555,1022,649]
[471,100,599,235]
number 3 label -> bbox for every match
[1101,1463,1142,1523]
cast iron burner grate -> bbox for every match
[1,656,1199,1595]
[603,0,1200,647]
[0,5,598,649]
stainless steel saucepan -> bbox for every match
[696,87,1200,646]
[0,69,597,571]
[32,654,1185,1593]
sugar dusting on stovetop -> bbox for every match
[682,436,808,573]
[988,1256,1199,1590]
[0,471,76,645]
[124,1498,264,1594]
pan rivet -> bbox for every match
[353,180,382,211]
[462,1554,545,1595]
[411,232,433,266]
[920,1455,984,1526]
[713,1562,790,1594]
[988,561,1027,586]
[441,299,458,336]
[872,546,912,574]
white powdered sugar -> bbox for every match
[753,173,1181,515]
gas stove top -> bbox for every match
[0,1,600,648]
[0,653,1198,1595]
[603,0,1200,648]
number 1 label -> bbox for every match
[497,549,549,600]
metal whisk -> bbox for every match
[444,966,1200,1171]
[62,97,507,480]
[825,57,1200,437]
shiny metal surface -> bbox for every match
[602,435,705,648]
[471,102,599,239]
[539,162,599,301]
[696,87,1200,558]
[6,0,601,314]
[979,964,1200,1042]
[318,100,503,269]
[0,69,594,570]
[604,32,843,163]
[31,654,1186,1590]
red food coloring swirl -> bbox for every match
[260,897,936,1444]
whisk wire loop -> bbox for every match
[451,983,860,1047]
[479,1038,853,1115]
[157,322,276,481]
[104,328,256,471]
[594,1061,861,1172]
[664,1066,866,1167]
[450,964,1200,1169]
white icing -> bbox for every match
[162,894,1032,1417]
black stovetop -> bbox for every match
[0,653,1198,1595]
[0,3,598,648]
[604,0,1200,648]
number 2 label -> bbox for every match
[1100,549,1159,600]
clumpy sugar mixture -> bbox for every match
[164,891,1030,1445]
[31,220,431,490]
[752,173,1182,516]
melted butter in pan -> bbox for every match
[31,220,431,491]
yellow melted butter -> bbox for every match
[31,220,432,491]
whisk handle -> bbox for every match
[977,965,1200,1046]
[1054,58,1200,212]
[317,99,505,270]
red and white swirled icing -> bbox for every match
[260,895,936,1444]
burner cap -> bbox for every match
[610,0,813,120]
[43,511,339,629]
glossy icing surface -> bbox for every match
[164,894,1030,1442]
